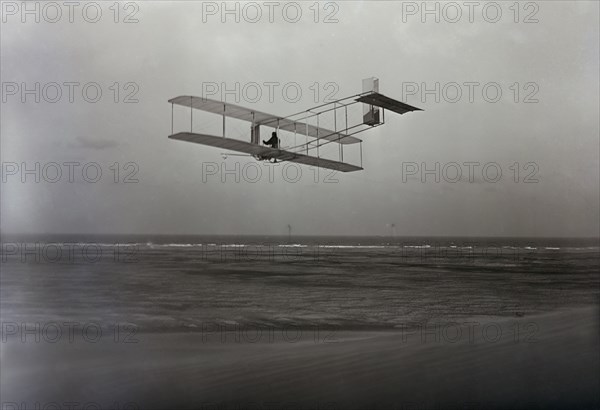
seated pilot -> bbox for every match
[263,132,279,148]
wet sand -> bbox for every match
[2,307,598,409]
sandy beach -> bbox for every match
[2,306,598,410]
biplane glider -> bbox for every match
[168,78,422,172]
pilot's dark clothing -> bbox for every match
[263,133,279,148]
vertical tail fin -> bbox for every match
[362,77,381,126]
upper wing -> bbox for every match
[169,132,362,172]
[169,96,361,145]
[169,96,276,124]
[355,92,423,115]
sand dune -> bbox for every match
[1,307,598,409]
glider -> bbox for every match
[168,78,422,172]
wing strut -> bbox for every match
[360,141,363,168]
[316,113,320,159]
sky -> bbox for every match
[1,1,599,237]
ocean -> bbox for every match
[2,235,598,332]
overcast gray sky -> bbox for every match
[1,1,598,237]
